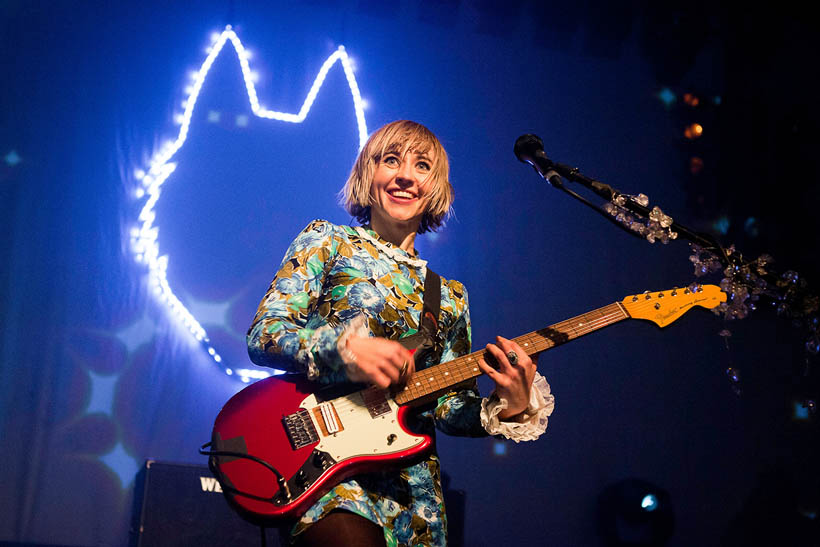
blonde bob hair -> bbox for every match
[340,120,453,234]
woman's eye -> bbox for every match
[416,162,431,171]
[383,156,399,166]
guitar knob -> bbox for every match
[387,434,397,445]
[312,451,329,469]
[296,470,310,488]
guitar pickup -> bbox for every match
[361,387,391,418]
[312,401,344,436]
[283,409,319,450]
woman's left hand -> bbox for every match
[478,336,537,420]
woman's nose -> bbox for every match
[397,159,415,182]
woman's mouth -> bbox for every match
[387,189,416,201]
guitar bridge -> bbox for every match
[283,409,319,450]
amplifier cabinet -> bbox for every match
[130,460,281,546]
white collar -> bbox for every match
[353,226,428,268]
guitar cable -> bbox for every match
[199,442,292,501]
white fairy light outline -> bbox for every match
[129,26,369,382]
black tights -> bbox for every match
[294,510,386,547]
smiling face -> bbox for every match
[341,120,453,235]
[368,148,435,232]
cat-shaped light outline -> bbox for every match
[129,26,369,379]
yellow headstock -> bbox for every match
[621,284,726,327]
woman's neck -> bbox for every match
[369,214,419,255]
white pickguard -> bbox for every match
[300,392,425,463]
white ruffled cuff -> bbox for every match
[335,314,371,376]
[480,372,555,442]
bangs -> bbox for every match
[377,130,436,164]
[340,120,453,234]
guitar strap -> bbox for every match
[397,268,441,366]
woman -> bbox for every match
[247,120,554,546]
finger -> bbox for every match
[498,336,525,356]
[496,336,530,369]
[378,346,409,379]
[390,348,414,377]
[393,356,414,385]
[482,348,500,370]
[404,355,416,378]
[371,371,393,389]
[485,343,509,371]
[479,359,510,388]
[400,347,415,370]
[384,344,412,366]
[381,360,402,384]
[478,358,500,379]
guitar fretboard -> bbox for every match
[393,302,628,405]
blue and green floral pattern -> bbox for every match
[247,220,486,546]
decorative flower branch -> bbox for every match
[603,193,678,244]
[604,192,819,412]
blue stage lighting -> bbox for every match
[712,215,730,235]
[641,494,658,511]
[3,150,21,166]
[794,400,810,420]
[657,87,676,108]
[598,478,674,546]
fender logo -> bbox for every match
[656,296,714,323]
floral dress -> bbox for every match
[247,220,554,546]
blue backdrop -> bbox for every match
[1,2,818,546]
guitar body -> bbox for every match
[209,375,432,522]
[207,284,726,523]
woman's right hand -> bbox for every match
[342,335,415,389]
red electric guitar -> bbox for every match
[204,284,725,522]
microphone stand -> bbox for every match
[531,158,728,262]
[519,144,819,412]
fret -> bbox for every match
[394,301,629,406]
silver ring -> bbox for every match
[507,350,519,365]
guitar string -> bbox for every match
[330,295,698,416]
[327,306,629,419]
[321,311,700,430]
[410,290,714,403]
[314,292,717,425]
[328,299,662,416]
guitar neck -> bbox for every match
[394,301,629,405]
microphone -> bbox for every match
[514,134,563,187]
